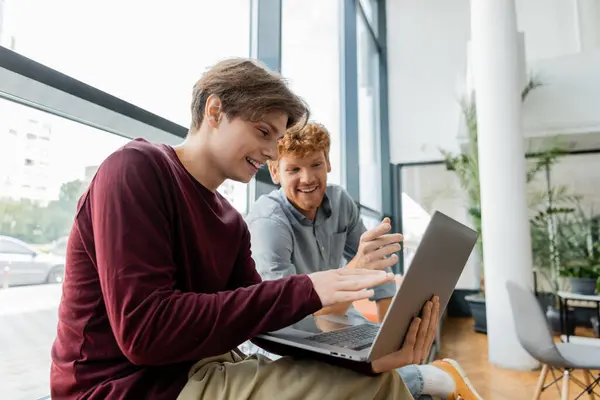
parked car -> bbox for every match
[0,235,65,286]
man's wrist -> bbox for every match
[375,296,393,304]
[346,258,358,270]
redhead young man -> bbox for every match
[50,59,439,400]
[245,122,483,400]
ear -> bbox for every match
[204,94,222,129]
[268,161,281,184]
[325,154,332,173]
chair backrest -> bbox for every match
[505,280,563,364]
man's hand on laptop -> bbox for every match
[347,217,403,271]
[308,269,395,307]
[370,296,440,373]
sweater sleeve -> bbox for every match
[89,147,322,366]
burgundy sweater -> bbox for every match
[50,139,322,399]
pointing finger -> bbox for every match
[368,254,399,271]
[360,221,393,242]
[368,243,402,260]
[362,234,404,254]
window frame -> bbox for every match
[0,0,393,244]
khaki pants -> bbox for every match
[177,350,413,400]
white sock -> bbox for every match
[417,365,456,398]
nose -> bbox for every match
[299,169,314,184]
[262,139,278,161]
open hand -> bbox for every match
[308,269,395,308]
[349,217,403,271]
[371,296,440,373]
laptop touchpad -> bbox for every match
[283,315,358,337]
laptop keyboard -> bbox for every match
[305,323,379,351]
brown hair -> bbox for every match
[191,58,309,130]
[275,121,331,161]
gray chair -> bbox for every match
[506,280,600,400]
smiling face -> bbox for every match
[205,98,288,184]
[182,57,310,190]
[268,122,332,220]
[269,151,330,220]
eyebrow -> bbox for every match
[262,121,284,139]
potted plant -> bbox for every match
[555,207,600,295]
[440,95,487,331]
[530,203,579,334]
[441,78,572,333]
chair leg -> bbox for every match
[533,364,549,400]
[582,369,595,400]
[562,369,570,400]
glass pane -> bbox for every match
[1,0,251,126]
[358,0,378,31]
[529,152,600,292]
[398,163,481,290]
[0,98,128,399]
[361,213,381,230]
[357,14,381,211]
[281,0,342,186]
[547,153,600,214]
[217,179,248,216]
[0,97,247,398]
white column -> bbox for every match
[575,0,600,51]
[470,0,539,370]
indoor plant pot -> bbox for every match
[568,277,598,295]
[465,293,487,334]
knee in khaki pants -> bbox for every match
[177,352,414,400]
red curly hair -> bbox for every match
[274,121,331,162]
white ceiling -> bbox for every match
[523,49,600,151]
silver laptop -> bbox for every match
[255,211,478,363]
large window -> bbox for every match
[0,98,130,399]
[218,179,248,216]
[357,12,382,211]
[0,1,397,395]
[281,0,342,186]
[0,96,249,398]
[0,0,251,127]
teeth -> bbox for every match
[299,187,317,193]
[246,157,262,169]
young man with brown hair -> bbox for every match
[50,58,438,399]
[246,121,483,400]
